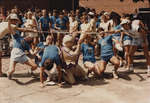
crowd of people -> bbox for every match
[0,6,150,87]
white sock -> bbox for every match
[147,65,150,70]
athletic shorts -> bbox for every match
[113,35,131,46]
[11,55,29,64]
[101,55,114,63]
[131,38,143,46]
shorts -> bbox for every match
[11,55,29,64]
[131,38,143,46]
[123,35,132,46]
[101,55,114,63]
[123,40,131,46]
[113,35,131,46]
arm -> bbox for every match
[120,32,124,45]
[15,27,37,33]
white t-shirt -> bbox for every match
[80,22,92,32]
[69,20,78,33]
[122,20,141,38]
[0,22,16,39]
[89,18,96,32]
[99,20,113,32]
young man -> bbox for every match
[121,19,150,76]
[55,12,68,47]
[0,13,24,77]
[39,9,51,41]
[98,32,120,79]
[7,14,38,79]
[39,45,62,87]
[50,10,58,44]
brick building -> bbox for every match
[0,0,79,11]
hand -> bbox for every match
[33,29,38,33]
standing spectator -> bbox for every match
[39,9,51,41]
[50,10,58,44]
[55,12,68,47]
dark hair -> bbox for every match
[43,59,54,70]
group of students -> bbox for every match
[0,7,150,87]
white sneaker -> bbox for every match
[147,69,150,77]
[45,81,56,86]
[112,70,119,79]
[7,72,12,80]
[126,67,134,73]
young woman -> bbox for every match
[98,31,120,79]
[121,19,150,76]
[81,34,102,76]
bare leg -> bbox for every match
[110,56,120,79]
[124,45,130,67]
[127,45,137,72]
[24,59,37,71]
[8,60,17,79]
[0,51,2,76]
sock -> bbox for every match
[147,65,150,70]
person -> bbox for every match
[0,14,21,77]
[61,34,87,84]
[39,9,51,41]
[99,12,114,32]
[35,35,53,64]
[55,12,68,47]
[79,16,92,42]
[50,10,58,44]
[7,14,38,79]
[39,45,62,87]
[98,31,120,79]
[81,34,102,76]
[69,14,78,34]
[121,19,150,76]
[24,11,38,38]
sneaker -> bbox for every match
[7,72,12,80]
[119,60,123,67]
[147,69,150,77]
[30,72,37,78]
[45,81,56,86]
[112,70,119,79]
[46,77,51,82]
[126,67,134,73]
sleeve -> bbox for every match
[98,39,101,45]
[38,17,42,23]
[54,55,62,66]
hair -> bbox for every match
[43,59,53,69]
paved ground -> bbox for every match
[0,52,150,103]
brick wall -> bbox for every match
[80,0,149,14]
